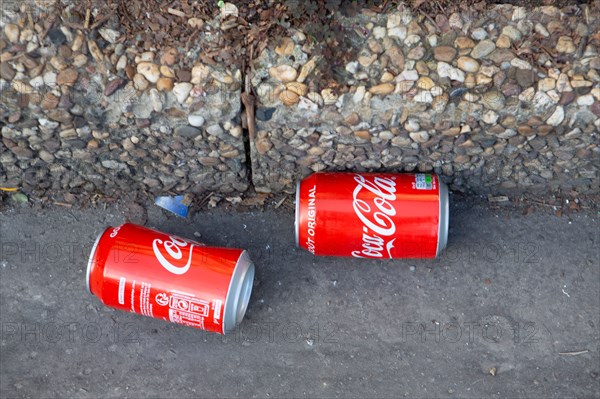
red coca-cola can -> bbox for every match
[295,172,449,258]
[86,223,254,334]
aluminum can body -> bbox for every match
[295,172,449,259]
[86,223,254,334]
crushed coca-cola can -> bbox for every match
[295,172,449,258]
[86,223,254,334]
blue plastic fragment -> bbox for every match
[155,195,189,218]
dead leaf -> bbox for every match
[522,206,534,215]
[241,193,269,207]
[555,209,563,217]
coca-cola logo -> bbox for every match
[351,174,398,258]
[152,236,195,275]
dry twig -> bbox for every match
[559,350,589,356]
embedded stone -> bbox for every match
[433,46,457,62]
[471,40,496,59]
[457,56,479,73]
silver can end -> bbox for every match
[294,179,301,248]
[86,231,105,295]
[223,251,255,334]
[436,181,450,257]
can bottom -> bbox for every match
[86,230,105,295]
[436,181,450,257]
[223,251,255,334]
[294,179,301,248]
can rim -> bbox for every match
[85,230,105,295]
[436,180,449,257]
[294,179,301,249]
[222,250,255,334]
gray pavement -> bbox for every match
[1,198,599,398]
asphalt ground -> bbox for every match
[1,198,598,398]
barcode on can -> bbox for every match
[118,277,126,304]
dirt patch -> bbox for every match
[58,0,598,71]
[410,0,593,14]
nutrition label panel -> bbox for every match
[139,282,153,317]
[166,292,211,329]
[415,174,436,190]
